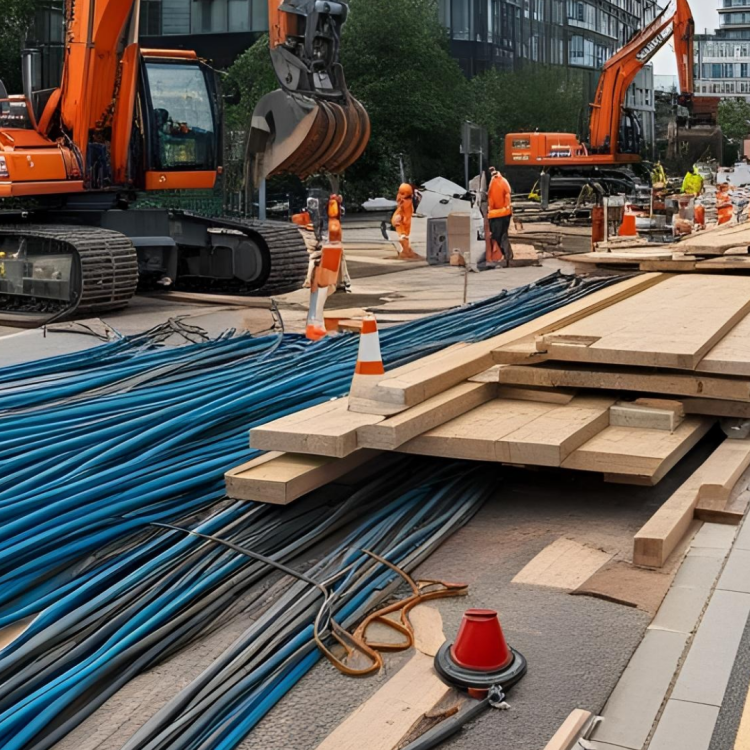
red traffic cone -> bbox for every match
[451,609,513,672]
[434,608,526,695]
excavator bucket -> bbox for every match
[248,0,370,184]
[248,89,370,185]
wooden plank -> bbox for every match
[225,450,377,504]
[347,273,667,415]
[680,223,750,255]
[356,382,495,451]
[609,404,683,432]
[537,275,750,371]
[250,398,384,457]
[497,363,750,403]
[639,259,699,272]
[497,395,613,466]
[398,396,612,467]
[496,385,577,404]
[633,480,702,568]
[698,311,750,377]
[542,709,596,750]
[315,653,450,750]
[398,399,557,462]
[695,438,750,512]
[140,291,273,309]
[562,417,713,483]
[683,398,750,419]
[633,398,686,416]
[512,538,612,590]
[632,438,749,567]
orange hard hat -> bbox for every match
[398,183,413,197]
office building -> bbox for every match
[695,1,750,100]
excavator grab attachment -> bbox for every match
[249,0,370,183]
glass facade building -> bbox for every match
[696,1,750,99]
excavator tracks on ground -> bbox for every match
[190,214,310,296]
[0,225,138,328]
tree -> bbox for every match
[0,0,36,94]
[718,99,750,142]
[467,66,585,165]
[223,34,277,131]
[341,0,469,201]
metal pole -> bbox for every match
[463,251,470,305]
[465,153,470,192]
[259,179,267,221]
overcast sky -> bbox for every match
[652,2,719,76]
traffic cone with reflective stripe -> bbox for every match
[354,315,384,376]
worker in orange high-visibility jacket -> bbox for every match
[487,167,513,267]
[391,183,423,260]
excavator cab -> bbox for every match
[140,56,221,180]
[248,0,370,184]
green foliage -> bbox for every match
[718,99,750,142]
[468,66,585,164]
[340,0,469,201]
[0,0,35,93]
[223,34,277,130]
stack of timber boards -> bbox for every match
[491,273,750,420]
[562,222,750,274]
[235,273,726,500]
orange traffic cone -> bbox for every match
[434,608,527,697]
[618,211,637,237]
[353,315,384,376]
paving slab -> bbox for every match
[736,517,750,551]
[648,700,720,750]
[671,589,750,707]
[717,549,750,595]
[648,549,725,635]
[690,523,737,551]
[592,629,689,749]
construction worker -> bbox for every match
[391,183,423,260]
[487,166,513,267]
[682,165,704,196]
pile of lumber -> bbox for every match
[563,222,750,274]
[230,272,750,568]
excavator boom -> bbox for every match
[505,0,694,197]
[589,0,694,153]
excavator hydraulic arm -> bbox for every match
[588,0,694,155]
[248,0,370,184]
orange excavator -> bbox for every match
[0,0,369,324]
[505,0,694,198]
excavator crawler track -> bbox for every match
[0,225,138,327]
[186,214,309,296]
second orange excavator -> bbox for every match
[0,0,369,325]
[505,0,694,198]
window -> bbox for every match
[452,0,471,40]
[145,62,217,171]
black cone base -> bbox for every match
[434,642,527,692]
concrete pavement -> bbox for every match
[591,516,750,750]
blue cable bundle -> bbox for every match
[0,272,616,748]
